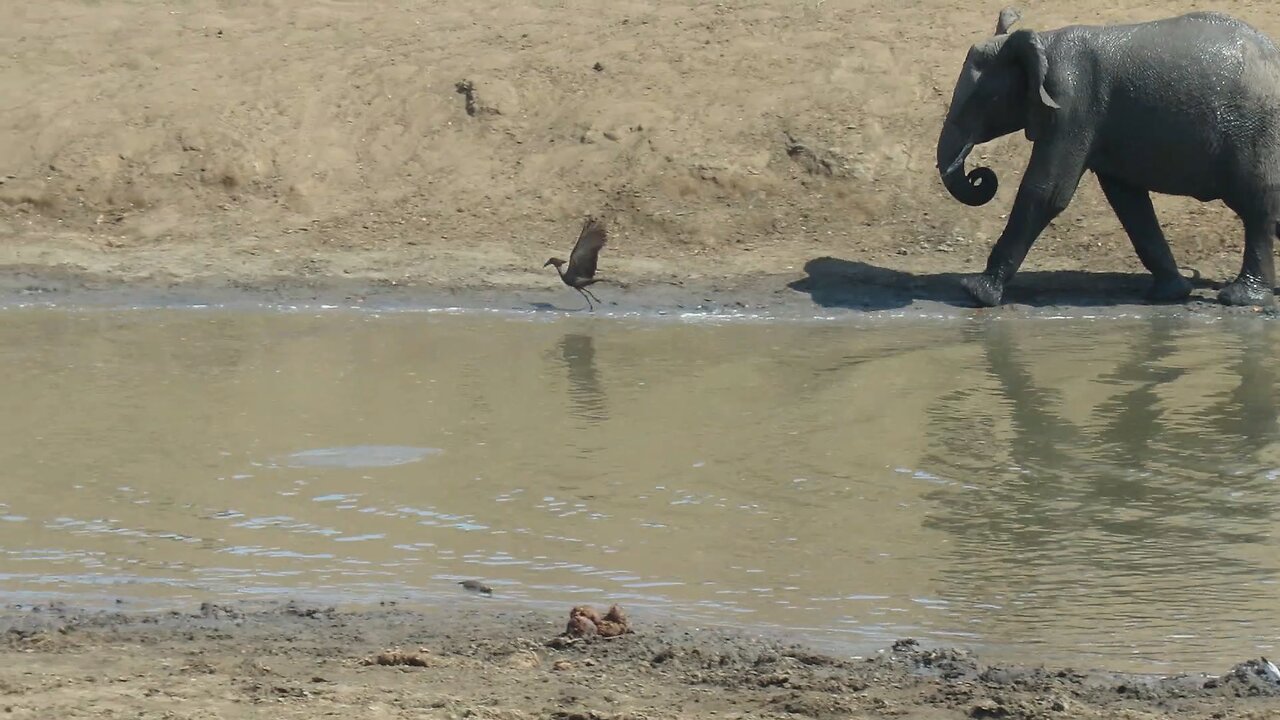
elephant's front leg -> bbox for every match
[961,140,1089,307]
[1095,174,1193,303]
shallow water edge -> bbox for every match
[0,265,1274,322]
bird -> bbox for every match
[458,580,493,596]
[1262,657,1280,683]
[544,216,609,311]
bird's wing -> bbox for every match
[1263,657,1280,682]
[568,216,608,279]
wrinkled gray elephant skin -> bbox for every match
[937,9,1280,308]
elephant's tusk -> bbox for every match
[943,143,975,177]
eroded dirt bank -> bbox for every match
[4,0,1280,315]
[2,601,1279,719]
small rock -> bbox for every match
[454,78,519,117]
[459,580,493,596]
[505,649,541,669]
[970,698,1009,718]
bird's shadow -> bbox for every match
[787,257,1221,311]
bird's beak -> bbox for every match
[542,259,554,267]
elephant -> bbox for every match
[937,8,1280,308]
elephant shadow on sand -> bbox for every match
[786,257,1225,312]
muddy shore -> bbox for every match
[2,600,1279,719]
[0,261,1271,325]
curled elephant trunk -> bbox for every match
[937,122,998,207]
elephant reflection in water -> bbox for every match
[916,320,1280,597]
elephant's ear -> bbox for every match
[1007,29,1060,110]
[994,7,1021,35]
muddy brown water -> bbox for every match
[1,307,1279,674]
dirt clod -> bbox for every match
[362,648,435,668]
[563,605,631,639]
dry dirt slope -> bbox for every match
[0,0,1276,292]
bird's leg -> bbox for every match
[581,287,602,305]
[576,287,595,311]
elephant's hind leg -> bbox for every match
[1096,174,1192,303]
[1219,209,1279,307]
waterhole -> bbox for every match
[0,308,1277,673]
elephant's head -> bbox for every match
[937,7,1060,206]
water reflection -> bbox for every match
[1211,322,1280,460]
[918,318,1280,665]
[1090,317,1184,469]
[557,333,608,425]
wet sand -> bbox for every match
[0,262,1269,325]
[2,600,1279,719]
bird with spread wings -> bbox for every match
[544,216,609,311]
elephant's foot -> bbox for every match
[1145,273,1193,304]
[960,274,1003,307]
[1217,275,1276,307]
